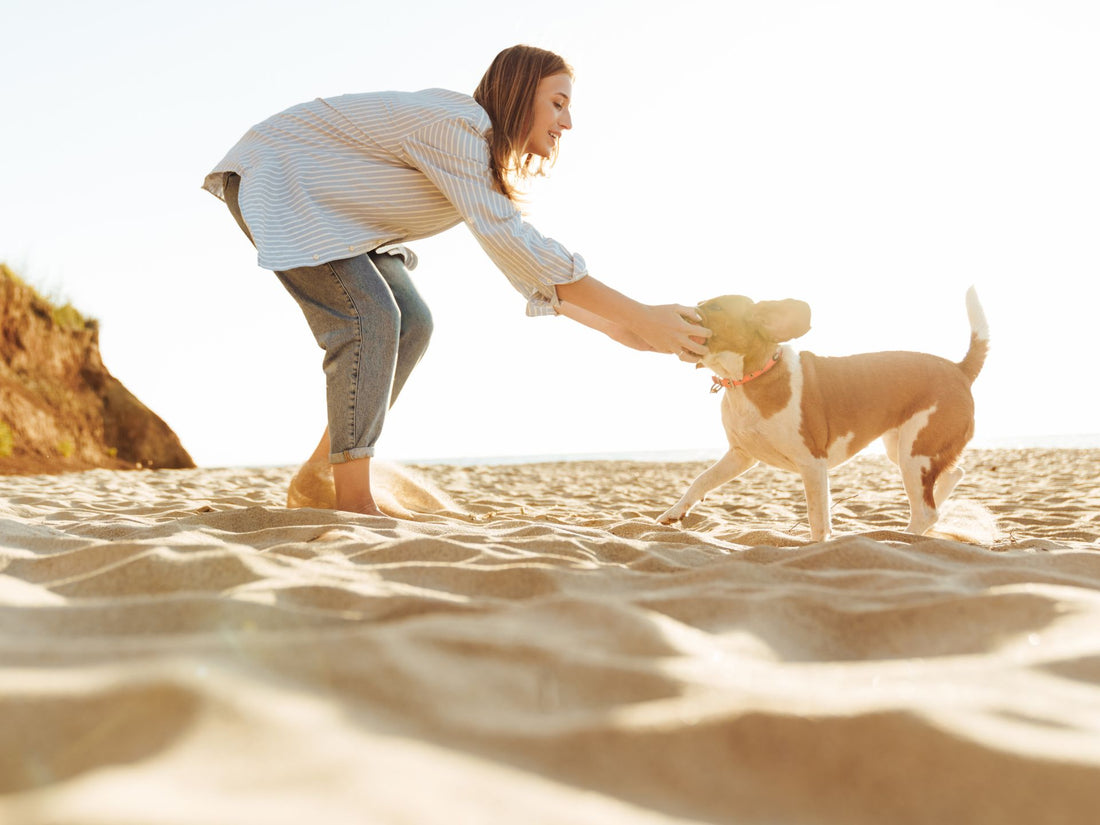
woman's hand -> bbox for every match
[633,303,710,361]
[555,276,711,361]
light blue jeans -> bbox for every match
[224,174,432,462]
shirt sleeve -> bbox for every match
[400,116,587,317]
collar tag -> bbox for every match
[710,350,782,393]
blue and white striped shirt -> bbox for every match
[203,88,586,316]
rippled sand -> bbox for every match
[2,449,1098,824]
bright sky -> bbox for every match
[2,0,1098,468]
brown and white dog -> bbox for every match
[658,288,989,541]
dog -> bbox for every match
[658,288,989,541]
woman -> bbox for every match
[203,45,710,516]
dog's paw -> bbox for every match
[657,506,688,525]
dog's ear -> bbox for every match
[751,300,811,342]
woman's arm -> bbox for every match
[556,300,655,351]
[556,275,710,360]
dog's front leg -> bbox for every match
[799,461,832,541]
[658,449,757,525]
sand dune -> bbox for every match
[1,449,1098,824]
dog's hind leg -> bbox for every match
[934,464,964,507]
[898,457,940,535]
[657,449,756,524]
[893,410,946,535]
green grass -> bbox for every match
[1,261,92,331]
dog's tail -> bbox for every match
[957,286,989,384]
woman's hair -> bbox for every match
[473,45,573,200]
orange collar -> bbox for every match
[710,350,782,393]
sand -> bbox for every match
[1,448,1099,824]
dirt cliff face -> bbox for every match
[0,264,194,475]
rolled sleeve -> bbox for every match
[524,252,587,316]
[401,117,587,315]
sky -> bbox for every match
[2,0,1098,468]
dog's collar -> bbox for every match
[710,350,782,393]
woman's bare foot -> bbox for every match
[332,455,387,516]
[354,504,388,517]
[288,429,390,516]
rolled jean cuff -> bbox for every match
[329,446,375,465]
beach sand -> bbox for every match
[2,449,1099,824]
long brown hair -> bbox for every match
[473,45,573,200]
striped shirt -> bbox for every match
[203,88,586,316]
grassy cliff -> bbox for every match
[0,262,194,474]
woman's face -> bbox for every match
[522,72,573,159]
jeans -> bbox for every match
[224,173,432,462]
